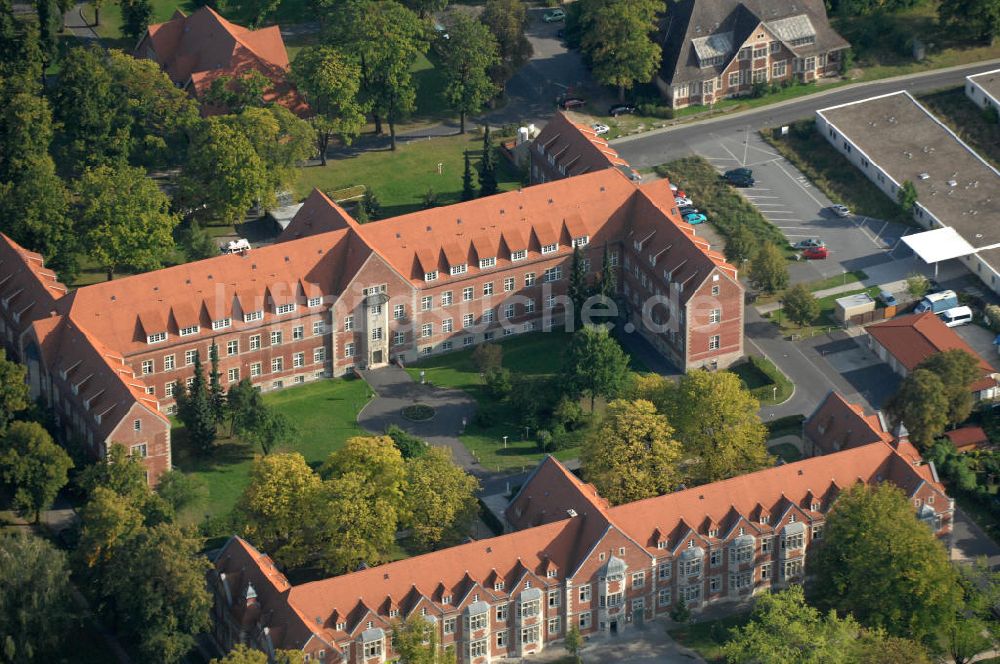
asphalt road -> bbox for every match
[613,59,1000,168]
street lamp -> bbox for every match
[772,385,778,401]
[502,435,508,449]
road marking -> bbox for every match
[705,156,738,161]
[744,195,781,199]
[713,135,744,165]
[773,160,827,208]
[751,203,789,207]
[770,220,807,225]
[742,125,751,165]
[873,221,889,242]
[762,210,799,214]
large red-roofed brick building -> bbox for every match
[0,167,742,485]
[209,441,952,662]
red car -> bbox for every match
[801,246,828,260]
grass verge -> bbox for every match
[767,414,805,439]
[295,132,524,218]
[667,612,749,663]
[768,442,803,463]
[172,377,372,526]
[768,286,881,338]
[728,355,793,405]
[919,86,1000,170]
[761,121,907,223]
[755,270,867,306]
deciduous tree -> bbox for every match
[724,224,757,266]
[665,371,770,484]
[578,0,661,101]
[76,163,178,280]
[291,46,366,165]
[887,368,950,449]
[224,106,315,202]
[581,399,682,505]
[0,421,73,523]
[227,378,263,437]
[748,242,788,294]
[0,92,54,181]
[391,614,454,663]
[938,0,1000,44]
[404,446,478,549]
[811,483,964,645]
[386,424,428,459]
[563,325,630,412]
[440,13,498,133]
[204,70,271,113]
[0,350,28,430]
[321,435,408,508]
[782,283,819,327]
[897,179,918,219]
[35,0,60,69]
[916,349,981,427]
[401,0,445,18]
[121,0,152,42]
[481,0,532,87]
[155,470,208,514]
[312,470,399,573]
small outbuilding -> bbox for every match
[834,292,875,324]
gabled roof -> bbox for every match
[139,7,306,115]
[0,233,68,326]
[506,455,610,530]
[659,0,849,88]
[531,112,636,179]
[804,391,892,456]
[867,312,997,392]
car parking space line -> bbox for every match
[770,220,806,224]
[713,135,745,165]
[744,194,780,199]
[772,160,827,208]
[742,127,750,165]
[873,221,890,241]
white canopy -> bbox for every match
[902,227,977,264]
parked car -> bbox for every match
[683,212,708,225]
[558,96,586,110]
[723,168,754,187]
[674,196,692,207]
[878,290,898,307]
[592,123,610,135]
[830,204,851,217]
[543,8,565,22]
[793,238,825,249]
[725,167,753,178]
[914,289,958,314]
[433,22,449,40]
[801,246,828,260]
[678,206,700,216]
[609,103,637,117]
[939,305,974,328]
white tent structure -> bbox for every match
[902,227,980,276]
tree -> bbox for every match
[0,350,28,430]
[386,424,428,459]
[461,151,476,201]
[102,522,212,663]
[0,91,54,182]
[121,0,152,42]
[568,245,588,329]
[897,179,918,219]
[210,646,307,664]
[76,485,145,568]
[76,163,178,280]
[811,483,964,644]
[203,70,271,113]
[907,274,930,299]
[916,349,981,427]
[321,436,408,508]
[181,117,269,224]
[440,13,499,133]
[579,0,661,101]
[472,342,503,373]
[224,106,315,203]
[781,283,819,327]
[564,623,583,664]
[887,368,950,449]
[665,371,770,484]
[175,350,217,454]
[724,224,757,266]
[598,242,617,299]
[243,409,294,456]
[91,0,108,25]
[51,46,131,174]
[563,326,630,412]
[35,0,60,69]
[401,0,445,18]
[581,399,682,505]
[311,470,399,573]
[481,0,532,88]
[0,421,73,523]
[362,188,381,219]
[227,378,262,437]
[478,124,498,196]
[748,242,788,294]
[208,343,226,424]
[404,446,479,550]
[0,6,44,95]
[330,0,427,149]
[938,0,1000,43]
[291,46,366,165]
[155,470,208,514]
[238,453,322,567]
[77,443,160,509]
[940,617,993,664]
[0,532,73,662]
[391,614,452,664]
[670,596,690,623]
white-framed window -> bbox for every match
[525,299,535,313]
[307,296,322,307]
[682,586,701,602]
[496,630,507,648]
[212,318,231,330]
[772,60,786,77]
[463,287,474,302]
[548,617,561,634]
[441,291,453,306]
[709,576,721,592]
[313,347,326,363]
[502,277,515,292]
[180,325,199,337]
[541,243,558,254]
[753,45,767,58]
[682,558,702,576]
[710,549,721,566]
[442,318,453,333]
[249,335,262,351]
[130,442,147,458]
[441,340,453,351]
[343,316,354,331]
[392,331,404,346]
[371,327,383,341]
[783,559,803,579]
[511,249,526,261]
[469,640,487,658]
[729,71,741,87]
[468,612,488,631]
[504,304,515,319]
[525,272,536,287]
[243,311,263,323]
[271,357,283,373]
[730,570,753,590]
[483,282,494,296]
[520,625,539,645]
[450,263,468,276]
[464,336,474,346]
[482,310,495,324]
[544,266,562,282]
[443,617,456,634]
[313,320,324,336]
[760,562,772,580]
[579,611,591,629]
[165,381,177,397]
[548,589,560,606]
[812,524,824,540]
[163,354,175,371]
[275,303,296,315]
[270,331,282,346]
[420,346,431,357]
[463,314,474,328]
[186,376,195,388]
[782,532,804,550]
[185,349,197,366]
[632,571,645,588]
[709,308,721,323]
[421,323,433,338]
[228,368,240,382]
[572,236,589,248]
[147,331,167,344]
[394,304,405,319]
[711,284,720,296]
[519,598,540,618]
[709,335,720,350]
[496,603,508,622]
[250,362,262,377]
[494,581,505,591]
[578,584,591,602]
[223,340,236,356]
[363,638,382,658]
[761,537,773,553]
[293,352,305,368]
[344,343,355,358]
[141,360,154,374]
[658,588,672,606]
[479,257,496,269]
[424,271,438,282]
[658,562,671,579]
[420,296,432,312]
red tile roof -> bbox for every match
[532,112,636,179]
[945,425,989,451]
[139,7,306,115]
[506,456,609,530]
[804,391,892,455]
[867,312,997,392]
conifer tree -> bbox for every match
[568,245,588,329]
[176,350,216,454]
[208,343,226,424]
[599,242,617,298]
[461,151,475,201]
[478,125,498,197]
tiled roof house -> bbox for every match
[134,6,307,116]
[529,112,639,185]
[803,391,893,457]
[210,443,952,663]
[0,168,743,485]
[657,0,849,109]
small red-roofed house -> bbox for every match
[803,391,893,457]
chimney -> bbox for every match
[566,509,578,518]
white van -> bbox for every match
[938,305,973,328]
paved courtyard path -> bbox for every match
[357,365,479,472]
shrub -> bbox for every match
[472,343,503,373]
[474,406,499,428]
[637,102,674,119]
[535,429,554,452]
[484,367,512,399]
[553,396,585,431]
[907,274,930,299]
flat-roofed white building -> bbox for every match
[966,68,1000,114]
[816,91,1000,294]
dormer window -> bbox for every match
[510,250,526,261]
[450,264,467,276]
[494,581,505,591]
[811,502,821,512]
[244,310,263,323]
[442,594,453,604]
[546,569,557,578]
[760,516,770,525]
[572,236,589,248]
[708,528,718,538]
[275,303,296,315]
[789,514,796,523]
[479,257,496,269]
[212,318,231,330]
[656,540,667,549]
[147,332,168,344]
[389,609,399,618]
[541,243,558,254]
[335,621,346,631]
[179,325,199,337]
[424,271,438,282]
[307,296,322,307]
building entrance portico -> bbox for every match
[364,289,390,368]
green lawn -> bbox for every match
[919,87,1000,170]
[172,377,372,527]
[762,122,906,223]
[667,613,749,663]
[82,0,198,49]
[295,132,524,218]
[768,442,803,463]
[728,355,792,406]
[755,270,867,306]
[768,286,881,338]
